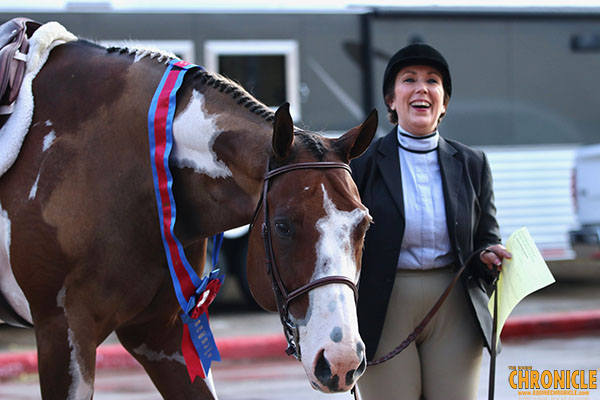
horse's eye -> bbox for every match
[274,221,291,237]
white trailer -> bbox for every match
[569,144,600,262]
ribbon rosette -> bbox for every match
[181,270,225,380]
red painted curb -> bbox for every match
[500,309,600,339]
[1,310,599,380]
[0,334,289,380]
[0,350,37,380]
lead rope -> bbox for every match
[351,249,499,400]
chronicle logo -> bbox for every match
[508,366,598,397]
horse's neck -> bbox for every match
[172,83,273,235]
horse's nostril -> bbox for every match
[314,350,332,383]
[314,350,340,392]
[345,369,356,386]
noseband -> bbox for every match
[252,161,359,361]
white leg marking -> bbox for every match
[0,203,33,323]
[57,287,94,400]
[28,173,40,200]
[172,89,232,178]
[132,343,185,365]
[133,344,219,398]
[206,369,219,399]
[43,130,56,152]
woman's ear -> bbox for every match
[384,94,394,111]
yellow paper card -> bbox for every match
[488,226,556,341]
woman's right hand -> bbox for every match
[480,244,512,272]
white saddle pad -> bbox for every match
[0,21,76,178]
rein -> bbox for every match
[367,250,479,366]
[352,248,499,399]
[253,161,359,360]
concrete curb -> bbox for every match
[1,310,599,380]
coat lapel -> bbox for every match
[438,137,463,245]
[376,128,404,218]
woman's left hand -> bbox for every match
[480,244,512,272]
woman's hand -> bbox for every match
[480,244,512,272]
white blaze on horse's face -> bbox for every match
[295,184,367,393]
[172,89,232,178]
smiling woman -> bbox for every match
[351,43,511,400]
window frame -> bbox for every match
[204,40,301,120]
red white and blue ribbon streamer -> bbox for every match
[148,59,224,381]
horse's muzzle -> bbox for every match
[311,341,366,393]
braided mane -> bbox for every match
[191,68,275,122]
[106,45,175,64]
[106,45,275,122]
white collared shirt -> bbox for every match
[396,125,455,270]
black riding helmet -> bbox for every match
[382,43,452,101]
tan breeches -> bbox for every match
[357,267,483,400]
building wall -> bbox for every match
[0,12,365,134]
[1,11,599,144]
[370,14,600,146]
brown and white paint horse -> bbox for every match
[0,22,377,399]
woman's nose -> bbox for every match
[415,81,428,93]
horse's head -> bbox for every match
[247,103,377,393]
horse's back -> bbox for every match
[0,40,170,322]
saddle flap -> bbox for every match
[0,18,41,107]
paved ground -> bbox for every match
[1,335,599,399]
[0,280,599,399]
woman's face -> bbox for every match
[386,65,447,136]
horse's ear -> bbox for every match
[334,109,378,161]
[272,102,294,160]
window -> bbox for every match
[204,40,300,120]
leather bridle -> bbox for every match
[251,160,360,361]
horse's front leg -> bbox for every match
[115,288,218,400]
[115,240,217,400]
[34,291,98,400]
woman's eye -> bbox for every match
[428,78,439,84]
[275,222,291,236]
[403,78,415,83]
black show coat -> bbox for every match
[350,127,501,361]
